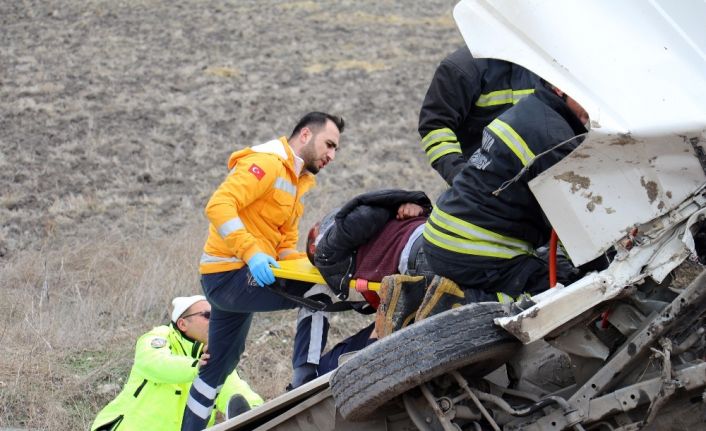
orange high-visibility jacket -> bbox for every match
[200,137,315,274]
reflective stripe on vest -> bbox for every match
[274,177,296,197]
[200,252,242,265]
[487,118,536,166]
[422,128,462,162]
[217,217,245,238]
[475,88,535,107]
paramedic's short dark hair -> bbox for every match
[290,112,345,139]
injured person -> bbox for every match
[304,184,584,377]
[305,189,470,375]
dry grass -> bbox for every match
[0,0,461,429]
[0,224,370,430]
[0,225,201,429]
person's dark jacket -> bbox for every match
[314,189,431,299]
[419,46,540,185]
[423,82,588,286]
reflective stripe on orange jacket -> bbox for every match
[200,137,315,274]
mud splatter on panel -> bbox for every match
[586,194,603,212]
[609,133,637,146]
[640,176,658,203]
[554,171,591,193]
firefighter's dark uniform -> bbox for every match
[419,46,540,185]
[422,83,587,301]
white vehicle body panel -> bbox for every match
[454,0,706,265]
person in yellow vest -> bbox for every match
[91,295,263,431]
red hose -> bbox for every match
[549,229,558,288]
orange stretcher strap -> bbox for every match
[271,258,381,292]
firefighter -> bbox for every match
[91,295,263,431]
[419,46,540,185]
[181,112,344,431]
[422,79,589,302]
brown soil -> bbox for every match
[0,0,457,259]
[1,1,461,429]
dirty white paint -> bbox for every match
[454,0,706,265]
[532,132,706,265]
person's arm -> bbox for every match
[132,330,199,384]
[205,154,279,264]
[419,51,481,185]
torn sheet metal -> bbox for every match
[532,132,706,265]
[496,224,689,343]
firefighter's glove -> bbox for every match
[247,253,280,287]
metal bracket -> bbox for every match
[643,338,678,425]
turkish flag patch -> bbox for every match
[248,164,266,180]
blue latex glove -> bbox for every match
[247,252,280,287]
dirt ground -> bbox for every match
[0,0,459,260]
[1,1,462,429]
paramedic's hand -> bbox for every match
[247,252,280,287]
[397,203,425,220]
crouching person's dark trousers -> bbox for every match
[181,268,328,431]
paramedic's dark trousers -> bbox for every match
[181,269,329,431]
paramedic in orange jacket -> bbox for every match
[181,112,344,431]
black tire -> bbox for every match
[330,302,520,421]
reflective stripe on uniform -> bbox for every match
[430,207,532,252]
[512,89,534,103]
[423,222,529,259]
[200,252,242,265]
[475,88,535,107]
[186,395,213,420]
[422,128,462,163]
[426,142,462,163]
[496,292,532,303]
[306,312,325,364]
[496,292,514,303]
[487,118,536,166]
[422,128,457,151]
[217,217,245,238]
[274,177,297,197]
[192,376,220,400]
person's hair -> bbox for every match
[289,111,345,139]
[541,79,568,102]
[540,78,555,91]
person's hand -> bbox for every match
[247,252,280,286]
[198,345,210,368]
[397,203,425,220]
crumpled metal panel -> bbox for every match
[454,0,706,265]
[531,132,706,265]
